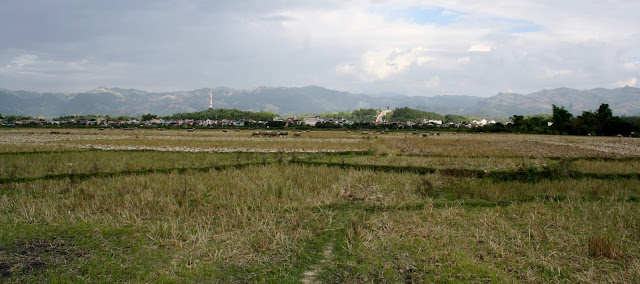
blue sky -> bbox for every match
[1,0,639,96]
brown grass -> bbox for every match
[589,236,620,259]
[1,128,639,282]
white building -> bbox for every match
[473,119,488,127]
[424,119,443,125]
[303,116,322,126]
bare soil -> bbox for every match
[0,238,89,281]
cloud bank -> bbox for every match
[1,0,639,96]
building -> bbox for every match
[303,116,322,126]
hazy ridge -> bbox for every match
[1,86,639,118]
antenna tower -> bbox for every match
[209,90,213,109]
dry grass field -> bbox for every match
[1,128,639,282]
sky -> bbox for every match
[1,0,639,97]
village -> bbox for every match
[0,115,501,129]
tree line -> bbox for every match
[167,108,278,122]
[2,104,639,136]
[550,104,636,136]
[479,104,638,136]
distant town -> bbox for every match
[1,104,638,137]
[0,112,501,130]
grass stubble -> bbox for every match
[0,128,639,282]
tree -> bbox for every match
[352,108,378,122]
[168,108,279,121]
[387,107,444,122]
[594,103,613,135]
[141,113,157,121]
[115,115,133,121]
[551,105,573,134]
[4,114,31,121]
[562,104,634,136]
[510,115,524,127]
[444,114,469,124]
[574,110,597,135]
[596,104,613,122]
[604,116,635,136]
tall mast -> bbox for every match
[209,90,213,109]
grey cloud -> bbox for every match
[1,0,639,97]
[260,15,300,22]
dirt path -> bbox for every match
[300,242,334,284]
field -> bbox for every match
[1,128,640,283]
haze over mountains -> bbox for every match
[1,86,639,118]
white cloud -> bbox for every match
[424,76,440,88]
[624,61,640,70]
[2,55,92,77]
[3,0,640,96]
[335,63,355,74]
[544,69,573,78]
[467,44,491,52]
[4,54,38,70]
[440,10,458,17]
[0,53,149,92]
[338,47,433,81]
[617,77,637,87]
[456,57,470,64]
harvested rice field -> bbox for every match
[1,128,639,282]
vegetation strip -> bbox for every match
[291,160,439,175]
[0,148,376,157]
[568,156,640,162]
[402,153,540,159]
[316,197,639,213]
[400,153,640,161]
[289,160,640,182]
[0,149,96,156]
[577,172,640,179]
[2,148,636,164]
[3,157,638,186]
[0,162,274,185]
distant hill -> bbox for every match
[468,86,640,117]
[1,86,639,118]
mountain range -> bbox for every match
[1,86,639,118]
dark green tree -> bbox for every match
[168,108,279,121]
[352,108,378,122]
[511,115,524,127]
[141,113,157,121]
[4,114,31,121]
[596,104,613,122]
[574,110,597,135]
[551,105,573,134]
[594,104,614,135]
[387,107,444,122]
[444,114,470,124]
